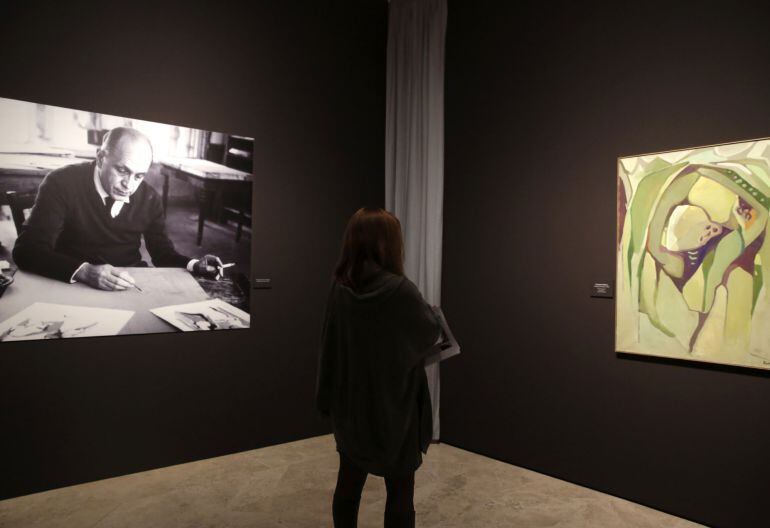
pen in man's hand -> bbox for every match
[98,255,141,292]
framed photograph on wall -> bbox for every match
[617,137,770,370]
[0,96,252,341]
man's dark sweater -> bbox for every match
[13,161,190,282]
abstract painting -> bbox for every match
[617,138,770,369]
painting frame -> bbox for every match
[616,136,770,371]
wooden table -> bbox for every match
[0,153,94,204]
[158,158,252,246]
[0,268,212,336]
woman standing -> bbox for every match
[316,207,442,528]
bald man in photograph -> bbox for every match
[13,127,221,290]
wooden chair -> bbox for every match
[5,190,37,235]
[222,135,253,242]
[223,205,251,242]
[223,135,253,173]
[194,135,252,245]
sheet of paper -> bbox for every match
[150,298,250,332]
[0,302,134,341]
[426,306,461,365]
[0,269,211,337]
[126,267,208,297]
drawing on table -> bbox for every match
[0,318,97,340]
[151,299,249,331]
[0,302,134,341]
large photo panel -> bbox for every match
[617,138,770,370]
[0,96,252,340]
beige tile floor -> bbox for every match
[0,434,702,528]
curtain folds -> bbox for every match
[385,0,447,440]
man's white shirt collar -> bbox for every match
[93,167,128,218]
[75,165,198,280]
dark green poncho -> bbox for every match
[316,271,441,477]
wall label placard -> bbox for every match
[253,278,272,289]
[591,281,614,298]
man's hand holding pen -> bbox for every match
[74,263,137,291]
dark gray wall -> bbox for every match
[0,1,385,499]
[440,2,770,527]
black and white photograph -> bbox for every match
[0,96,252,340]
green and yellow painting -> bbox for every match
[617,138,770,370]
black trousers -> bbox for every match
[332,451,416,528]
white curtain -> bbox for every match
[385,0,447,440]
